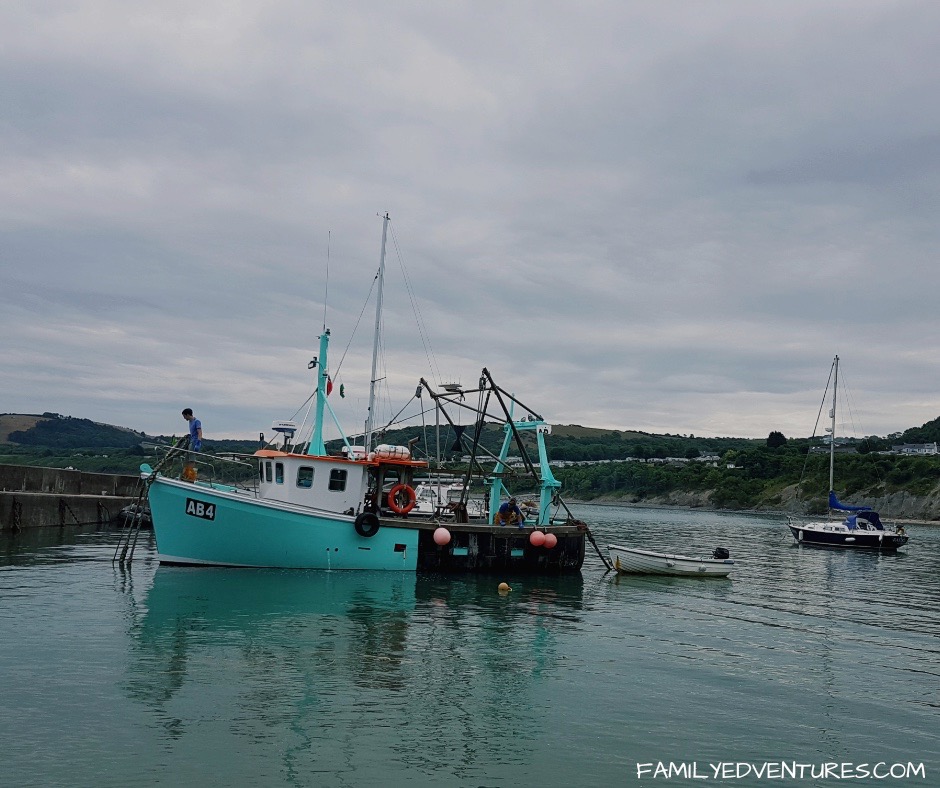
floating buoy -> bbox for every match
[498,582,512,593]
[433,527,451,546]
[543,532,558,549]
[529,530,546,547]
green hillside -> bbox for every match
[1,412,145,449]
[2,412,940,516]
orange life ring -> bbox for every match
[388,483,417,515]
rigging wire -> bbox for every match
[837,366,861,442]
[390,222,444,386]
[836,365,888,489]
[332,269,379,379]
[797,358,837,497]
[343,404,439,444]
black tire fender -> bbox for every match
[354,511,380,538]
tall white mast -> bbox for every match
[364,212,390,453]
[828,355,839,493]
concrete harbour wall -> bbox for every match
[0,464,139,530]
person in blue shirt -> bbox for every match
[495,497,526,528]
[181,408,202,482]
[182,408,202,451]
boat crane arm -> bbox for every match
[418,377,539,476]
[480,368,539,478]
[418,379,489,472]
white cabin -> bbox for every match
[256,452,370,514]
[254,447,427,516]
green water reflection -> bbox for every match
[2,508,939,787]
[122,566,585,785]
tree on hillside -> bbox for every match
[8,417,144,449]
[766,431,787,449]
[857,437,886,454]
[900,416,940,444]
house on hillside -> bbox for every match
[809,444,857,455]
[890,442,939,456]
[693,452,720,466]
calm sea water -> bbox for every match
[1,505,938,787]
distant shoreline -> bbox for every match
[568,498,940,527]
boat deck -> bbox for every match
[377,517,586,573]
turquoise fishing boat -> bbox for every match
[123,215,593,572]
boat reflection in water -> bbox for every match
[126,567,417,746]
[125,566,585,779]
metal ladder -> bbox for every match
[113,437,187,565]
[112,481,151,564]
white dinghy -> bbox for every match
[608,544,734,577]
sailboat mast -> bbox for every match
[829,355,839,493]
[364,212,390,454]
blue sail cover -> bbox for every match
[828,491,872,512]
[831,491,886,531]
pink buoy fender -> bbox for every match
[543,532,558,549]
[433,527,452,546]
[529,530,546,547]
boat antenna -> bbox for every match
[364,212,390,454]
[323,230,331,331]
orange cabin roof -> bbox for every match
[252,449,427,468]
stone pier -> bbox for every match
[0,464,140,530]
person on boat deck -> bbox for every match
[182,408,203,451]
[181,408,202,481]
[495,497,526,528]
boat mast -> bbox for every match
[364,212,390,454]
[308,329,331,456]
[828,355,839,493]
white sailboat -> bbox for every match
[787,356,909,551]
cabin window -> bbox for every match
[258,463,264,481]
[328,469,348,491]
[265,462,273,483]
[297,466,314,489]
[275,462,284,484]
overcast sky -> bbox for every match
[2,1,939,442]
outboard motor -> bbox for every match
[712,547,730,560]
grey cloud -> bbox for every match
[2,1,939,439]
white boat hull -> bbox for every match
[608,544,734,577]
